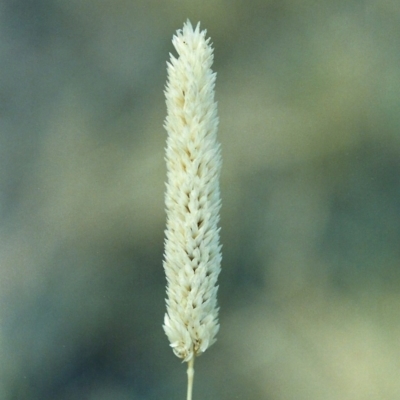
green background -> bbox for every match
[1,1,400,399]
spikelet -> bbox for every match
[163,20,222,363]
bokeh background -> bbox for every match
[1,1,400,399]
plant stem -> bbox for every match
[187,357,195,400]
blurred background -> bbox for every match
[1,0,400,399]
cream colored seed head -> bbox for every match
[163,20,222,362]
